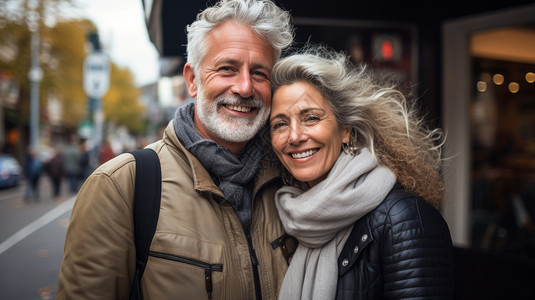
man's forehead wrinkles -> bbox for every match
[214,58,240,65]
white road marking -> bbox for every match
[0,197,75,256]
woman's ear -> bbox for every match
[342,127,352,144]
[183,63,198,98]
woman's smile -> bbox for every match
[289,148,319,159]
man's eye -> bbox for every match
[219,66,233,72]
[252,71,268,79]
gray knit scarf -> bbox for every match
[275,149,396,300]
[173,102,264,235]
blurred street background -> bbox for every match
[1,0,535,299]
[0,1,161,299]
[0,178,73,300]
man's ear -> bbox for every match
[183,63,198,98]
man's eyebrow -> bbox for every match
[215,58,271,71]
[214,58,240,67]
[252,63,271,72]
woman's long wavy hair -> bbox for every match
[270,46,445,209]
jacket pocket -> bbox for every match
[149,251,223,299]
[143,233,224,299]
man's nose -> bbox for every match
[232,71,254,99]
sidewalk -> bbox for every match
[0,176,76,300]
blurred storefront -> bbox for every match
[446,18,535,257]
[442,7,535,298]
[142,0,535,297]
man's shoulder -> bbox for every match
[92,152,136,177]
[92,140,169,177]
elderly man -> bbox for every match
[57,0,294,299]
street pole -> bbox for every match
[94,94,103,151]
[83,33,109,168]
[0,87,4,150]
[28,1,42,151]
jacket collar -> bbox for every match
[337,217,373,276]
[163,121,280,202]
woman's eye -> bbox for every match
[272,122,287,130]
[305,115,320,122]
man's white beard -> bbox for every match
[195,84,270,143]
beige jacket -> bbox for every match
[57,122,294,300]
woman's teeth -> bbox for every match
[227,105,252,113]
[291,149,318,159]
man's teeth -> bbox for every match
[227,105,252,113]
[291,149,318,159]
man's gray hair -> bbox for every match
[186,0,294,75]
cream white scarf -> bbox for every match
[275,149,396,300]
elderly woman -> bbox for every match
[269,47,460,299]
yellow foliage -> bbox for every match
[102,63,145,134]
[48,19,96,127]
[0,10,145,135]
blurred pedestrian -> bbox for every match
[63,137,82,194]
[78,139,91,183]
[98,140,115,165]
[46,146,64,201]
[23,147,42,202]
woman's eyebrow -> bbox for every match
[270,112,287,120]
[298,107,324,115]
[271,107,324,120]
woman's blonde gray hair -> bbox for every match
[186,0,294,75]
[271,46,445,208]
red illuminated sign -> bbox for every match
[373,34,401,62]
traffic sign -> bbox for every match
[83,51,110,98]
[78,120,93,139]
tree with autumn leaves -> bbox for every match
[104,64,145,134]
[0,0,146,152]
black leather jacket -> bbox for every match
[335,185,458,299]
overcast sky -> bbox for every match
[73,0,160,87]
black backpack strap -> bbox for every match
[129,148,161,300]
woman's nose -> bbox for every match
[288,122,308,144]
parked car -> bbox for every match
[0,154,22,189]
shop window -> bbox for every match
[470,25,535,260]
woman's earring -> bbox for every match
[343,129,359,155]
[342,142,351,154]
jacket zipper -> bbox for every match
[149,250,223,299]
[271,234,291,265]
[205,193,262,299]
[244,232,262,300]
